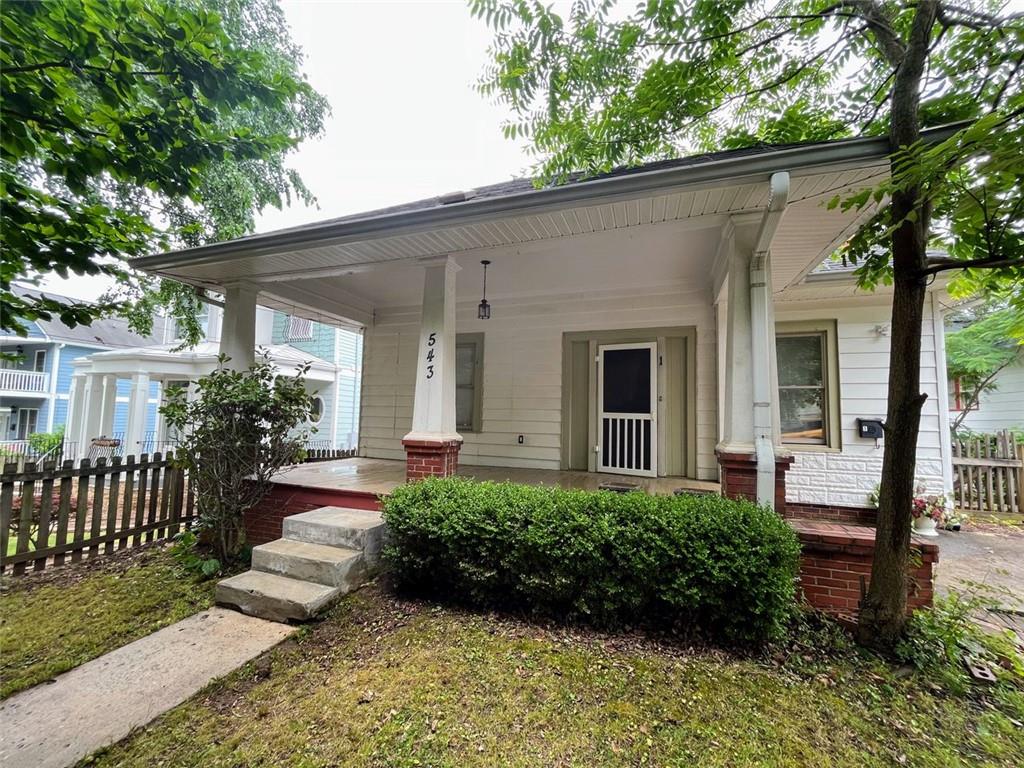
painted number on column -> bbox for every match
[425,332,437,379]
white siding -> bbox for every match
[777,301,948,507]
[955,357,1024,432]
[360,286,720,480]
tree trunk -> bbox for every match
[857,0,937,650]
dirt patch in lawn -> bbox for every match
[87,583,1024,768]
[0,544,219,699]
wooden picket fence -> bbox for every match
[0,452,194,575]
[951,430,1023,515]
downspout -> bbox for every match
[750,172,790,508]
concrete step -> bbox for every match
[252,538,364,589]
[283,506,386,567]
[215,571,340,623]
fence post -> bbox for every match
[33,460,57,571]
[0,462,17,572]
[13,461,38,576]
[53,459,74,567]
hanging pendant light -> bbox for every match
[477,259,491,319]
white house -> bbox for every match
[131,131,957,521]
[948,349,1024,433]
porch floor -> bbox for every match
[273,457,720,498]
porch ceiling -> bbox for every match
[133,134,912,328]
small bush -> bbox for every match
[382,478,800,645]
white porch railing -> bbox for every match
[0,369,48,392]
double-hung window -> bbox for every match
[775,321,840,448]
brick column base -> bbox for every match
[402,438,462,480]
[715,449,792,514]
[791,519,938,616]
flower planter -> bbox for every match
[913,515,939,537]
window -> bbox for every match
[775,321,840,449]
[309,395,324,425]
[287,315,314,341]
[456,333,484,432]
[948,377,979,412]
[33,350,46,372]
[16,408,39,440]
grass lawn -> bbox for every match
[88,585,1024,768]
[0,545,216,699]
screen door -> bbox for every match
[597,342,657,477]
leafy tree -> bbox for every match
[161,355,315,562]
[946,306,1021,430]
[1,0,326,345]
[474,0,1024,647]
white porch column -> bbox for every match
[97,375,118,438]
[402,256,462,479]
[125,372,150,456]
[65,373,85,457]
[717,173,790,510]
[219,282,259,371]
[718,240,755,453]
[80,373,103,449]
[155,382,168,449]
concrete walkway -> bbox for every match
[0,607,295,768]
[935,526,1024,599]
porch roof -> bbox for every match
[72,341,337,382]
[132,126,959,329]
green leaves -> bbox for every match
[383,477,800,645]
[162,353,316,562]
[2,0,327,337]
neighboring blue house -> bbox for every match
[0,285,168,445]
[3,285,363,456]
[270,312,363,449]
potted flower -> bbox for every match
[911,485,946,537]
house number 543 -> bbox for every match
[424,332,437,379]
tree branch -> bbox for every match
[921,255,1024,276]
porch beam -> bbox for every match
[257,280,374,328]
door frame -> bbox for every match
[561,325,698,478]
[597,341,657,477]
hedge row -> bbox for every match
[381,478,800,645]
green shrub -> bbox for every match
[382,477,800,645]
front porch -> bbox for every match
[274,456,720,498]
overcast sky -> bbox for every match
[40,0,534,300]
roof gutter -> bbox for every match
[133,123,965,273]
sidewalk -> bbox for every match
[0,607,295,768]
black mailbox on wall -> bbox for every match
[857,418,885,439]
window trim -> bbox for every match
[775,320,842,451]
[455,332,484,433]
[33,349,46,372]
[948,376,978,412]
